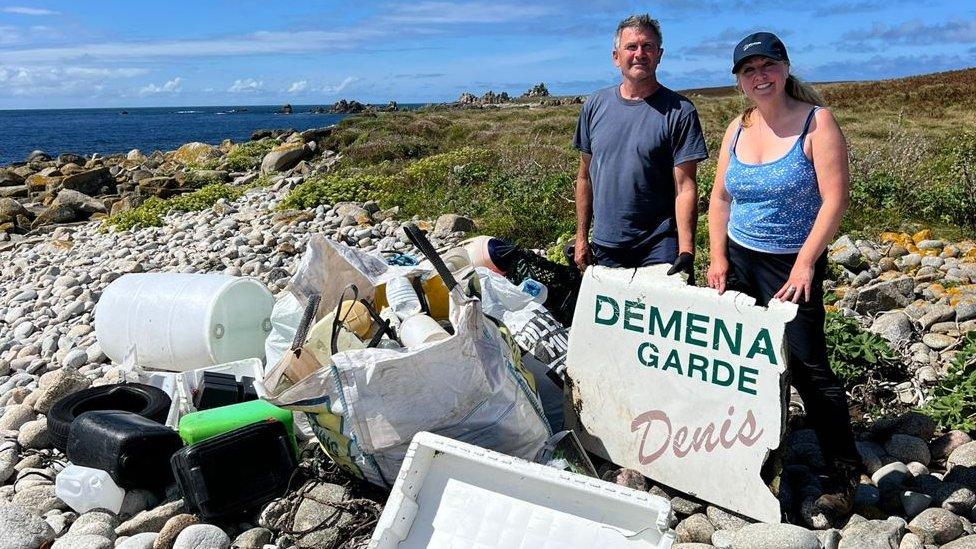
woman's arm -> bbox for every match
[706,118,740,294]
[774,108,851,303]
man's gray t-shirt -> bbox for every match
[573,85,708,248]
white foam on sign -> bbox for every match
[565,265,797,523]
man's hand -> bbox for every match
[574,237,592,272]
[667,252,695,284]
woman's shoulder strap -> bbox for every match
[800,106,821,137]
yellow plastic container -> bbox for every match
[374,276,450,320]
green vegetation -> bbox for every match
[823,311,903,390]
[280,172,389,209]
[922,333,976,431]
[103,179,268,231]
[284,68,976,260]
[225,139,278,171]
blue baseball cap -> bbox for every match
[732,32,789,74]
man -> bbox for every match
[572,14,708,280]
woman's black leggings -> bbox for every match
[726,239,860,468]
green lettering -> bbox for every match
[661,349,683,375]
[648,306,681,340]
[687,353,708,381]
[685,313,709,347]
[712,318,742,355]
[738,366,759,395]
[711,359,735,387]
[594,295,619,326]
[624,300,645,333]
[746,328,777,365]
[637,342,659,368]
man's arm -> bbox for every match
[574,153,593,270]
[673,161,698,255]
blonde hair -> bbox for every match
[740,72,824,126]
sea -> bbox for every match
[0,104,409,166]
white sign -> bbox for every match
[565,265,797,523]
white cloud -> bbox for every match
[1,6,59,15]
[0,25,23,45]
[1,29,384,64]
[139,76,183,96]
[287,80,308,93]
[0,65,144,96]
[228,78,264,93]
[387,2,551,24]
[322,76,359,94]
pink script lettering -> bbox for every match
[630,406,764,465]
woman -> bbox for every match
[706,32,861,517]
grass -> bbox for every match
[284,67,976,253]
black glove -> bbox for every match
[667,252,695,285]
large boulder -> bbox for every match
[137,177,184,198]
[852,277,916,315]
[181,170,229,185]
[24,174,61,193]
[0,185,28,198]
[51,189,107,216]
[868,311,914,344]
[172,142,219,166]
[0,169,24,187]
[0,198,31,225]
[260,141,307,174]
[31,203,77,228]
[61,167,114,196]
[433,213,476,236]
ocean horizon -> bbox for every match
[0,103,423,167]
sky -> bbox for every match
[0,0,974,109]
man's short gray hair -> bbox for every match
[614,14,663,49]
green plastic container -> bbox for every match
[178,400,297,456]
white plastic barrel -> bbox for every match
[95,273,274,372]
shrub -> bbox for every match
[225,139,278,171]
[279,173,389,210]
[103,183,249,231]
[343,135,432,165]
[824,311,902,390]
[922,333,976,431]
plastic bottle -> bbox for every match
[519,278,548,304]
[385,276,423,320]
[55,464,126,513]
[399,314,450,348]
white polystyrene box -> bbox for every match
[370,432,675,549]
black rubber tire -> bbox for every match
[48,383,172,453]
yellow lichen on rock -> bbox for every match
[912,229,932,244]
[172,142,219,166]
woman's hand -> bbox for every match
[775,262,815,303]
[706,256,729,294]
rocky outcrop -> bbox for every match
[329,99,368,114]
[522,82,550,97]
